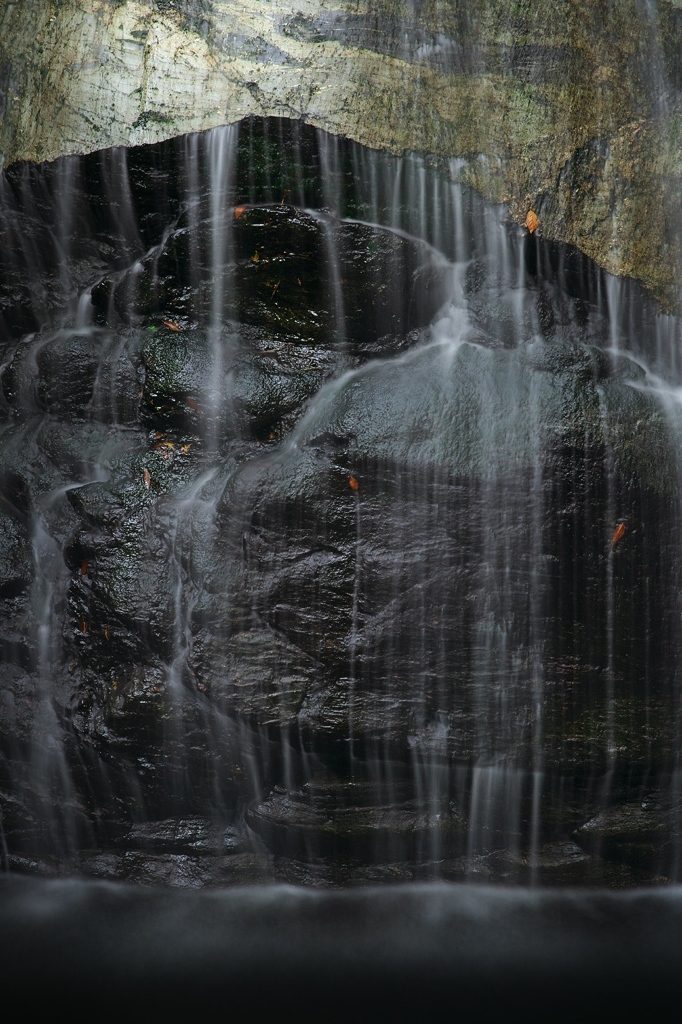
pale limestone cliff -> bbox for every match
[1,0,682,305]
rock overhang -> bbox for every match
[1,0,682,307]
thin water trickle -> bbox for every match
[206,125,239,448]
[348,486,361,769]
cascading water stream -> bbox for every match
[5,1,682,1012]
[205,125,239,449]
[1,116,682,887]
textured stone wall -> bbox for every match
[1,0,682,305]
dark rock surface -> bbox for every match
[1,122,682,886]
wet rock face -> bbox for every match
[201,336,680,772]
[2,1,682,306]
[1,126,682,886]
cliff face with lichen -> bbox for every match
[1,0,682,300]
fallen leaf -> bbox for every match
[349,475,359,491]
[280,189,291,205]
[234,205,248,220]
[79,618,88,634]
[297,278,302,286]
[611,521,627,549]
[181,443,192,453]
[104,625,110,641]
[525,210,539,234]
[271,280,280,298]
[80,558,88,577]
[252,251,260,264]
[143,468,151,490]
[161,319,182,332]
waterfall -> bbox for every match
[1,115,682,887]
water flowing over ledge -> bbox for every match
[3,118,682,887]
[2,1,682,306]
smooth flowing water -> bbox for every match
[1,118,682,888]
[2,874,682,1017]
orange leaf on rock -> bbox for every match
[161,319,182,332]
[611,522,627,549]
[525,210,539,234]
[349,475,359,491]
[143,468,151,490]
[80,558,88,576]
[234,205,248,220]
